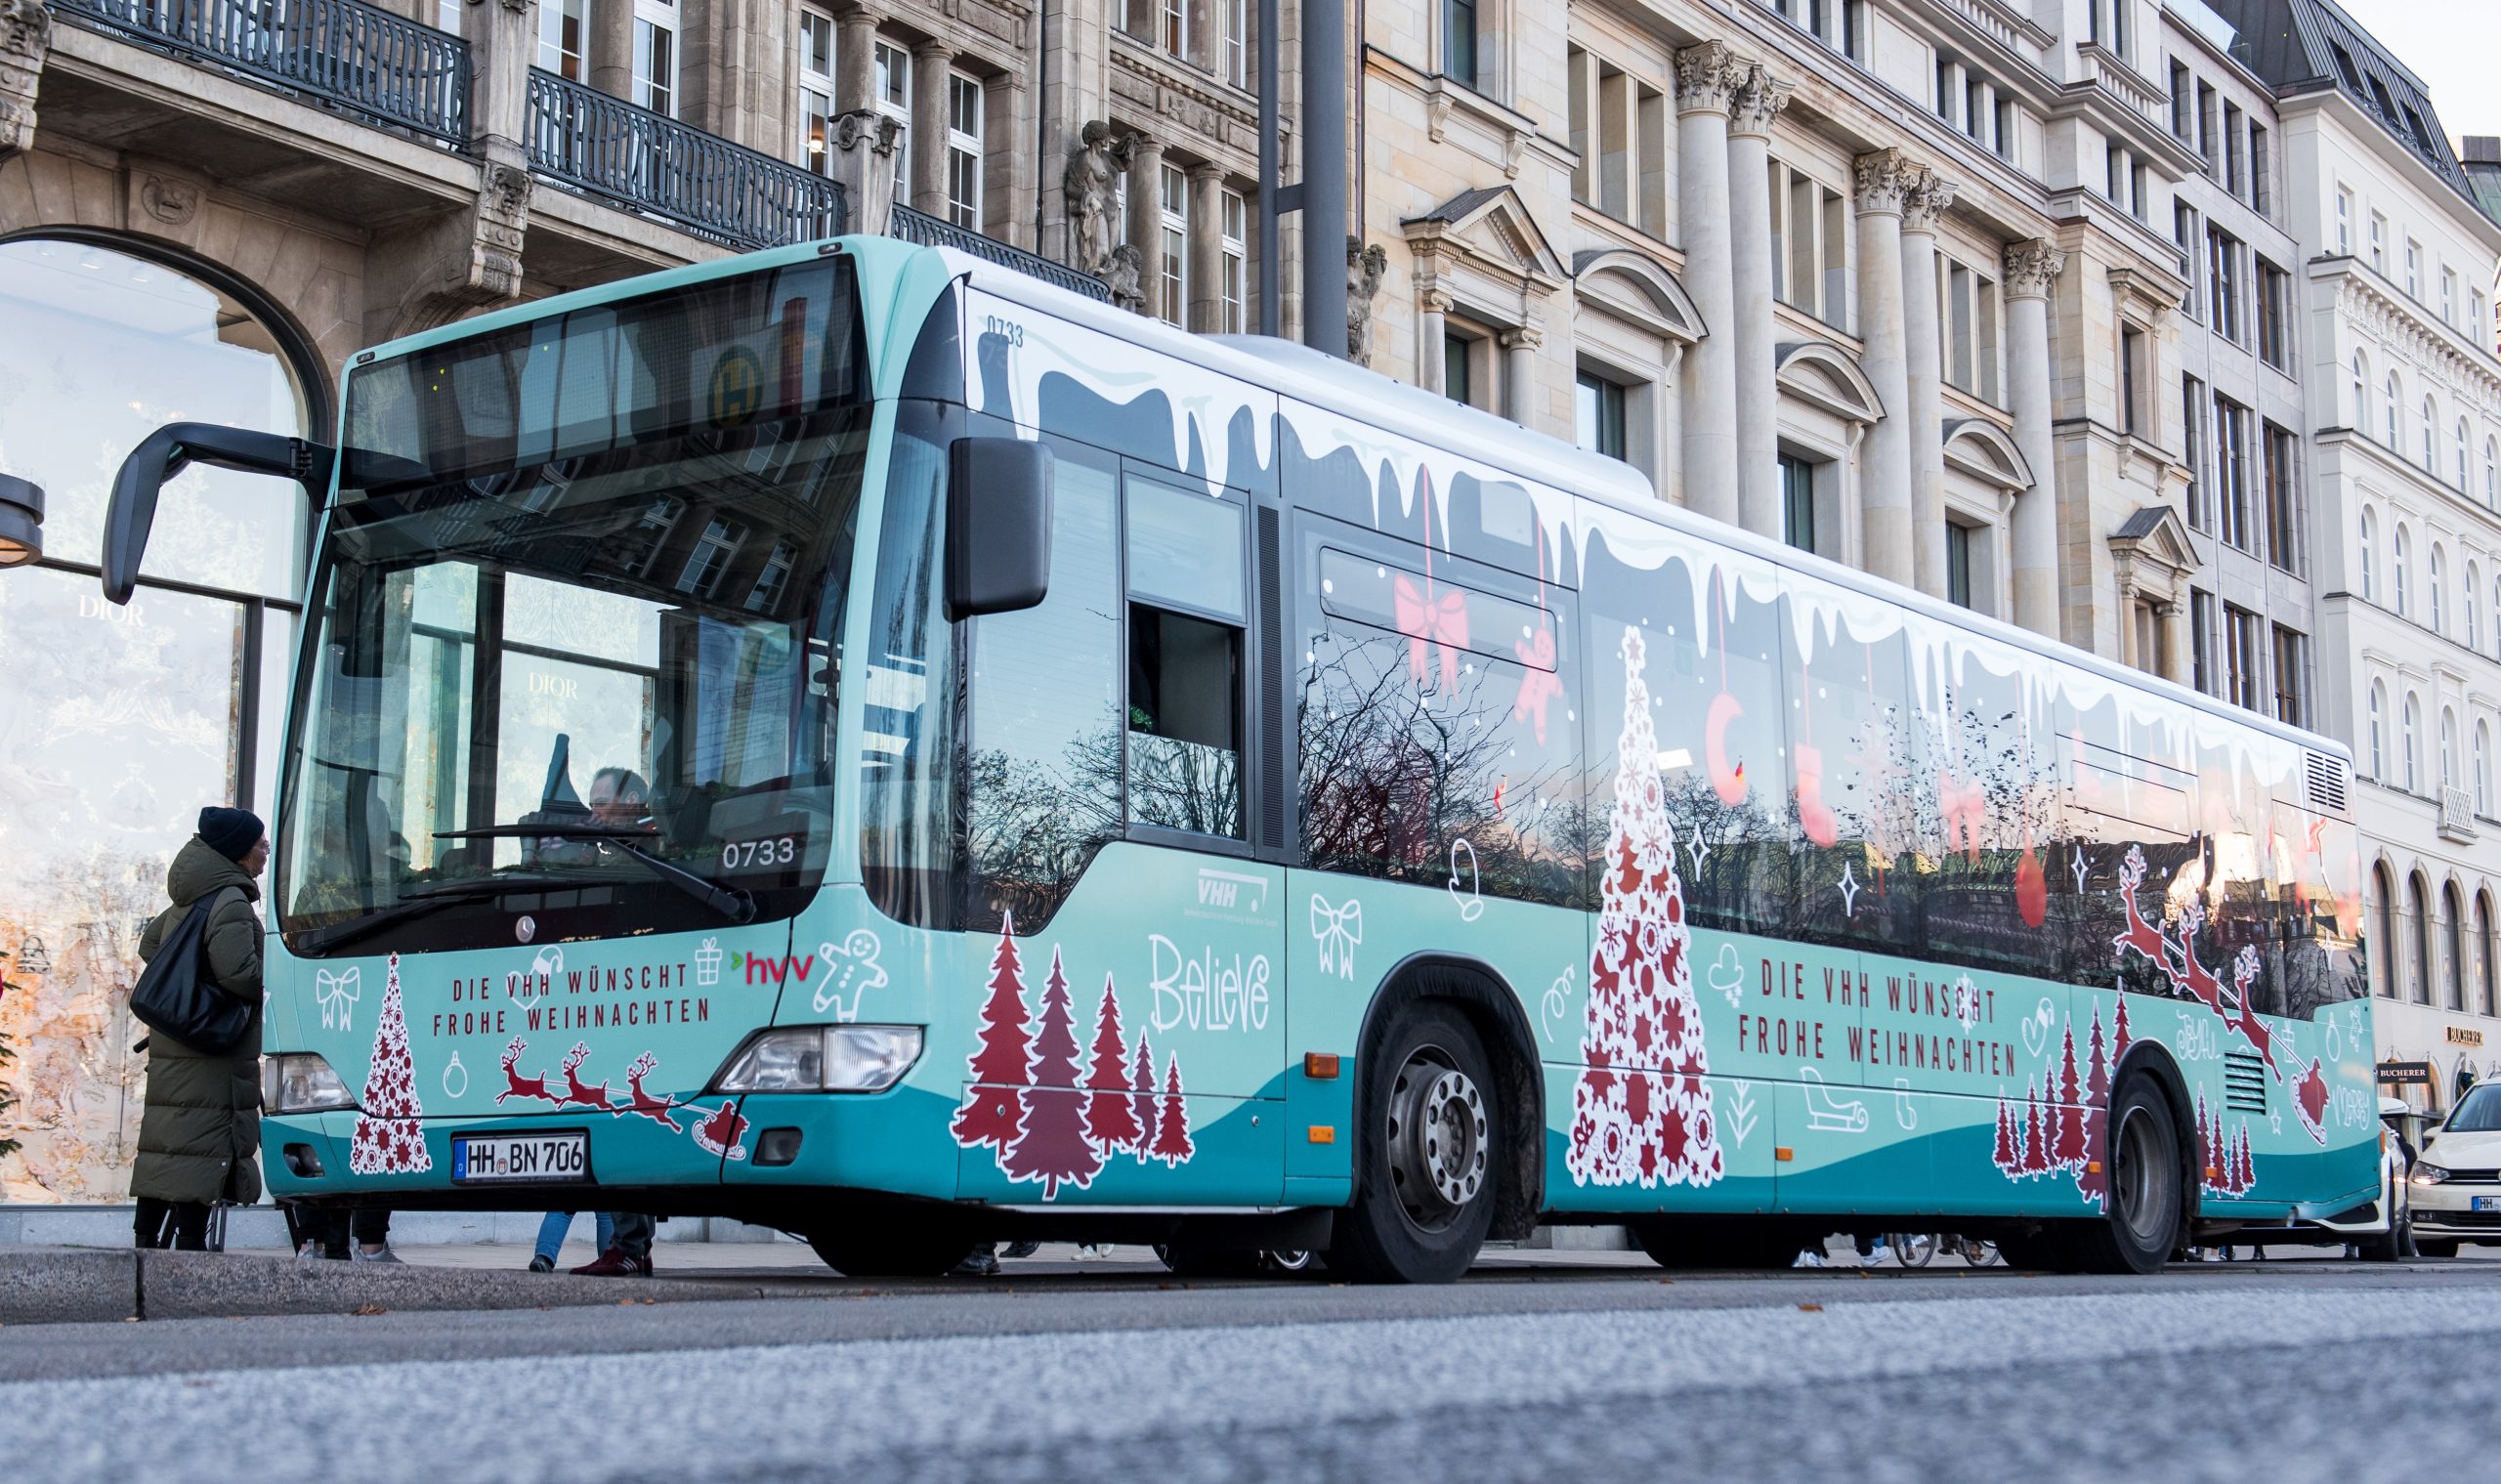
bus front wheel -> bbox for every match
[807,1223,976,1278]
[1324,1002,1501,1285]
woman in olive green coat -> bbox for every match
[131,807,269,1251]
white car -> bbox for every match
[2408,1082,2501,1256]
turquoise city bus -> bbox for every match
[103,235,2383,1280]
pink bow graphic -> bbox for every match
[1937,772,1985,862]
[1393,574,1469,692]
[1511,623,1560,742]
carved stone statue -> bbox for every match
[1,0,52,160]
[1346,238,1389,365]
[1065,120,1134,278]
[1103,242,1147,315]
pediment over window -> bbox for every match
[1402,185,1567,297]
[2108,504,2198,579]
[1775,340,1884,424]
[1571,248,1704,344]
[1942,417,2034,491]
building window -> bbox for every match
[2443,707,2461,792]
[1780,451,1818,553]
[1220,189,1247,333]
[2223,603,2259,711]
[2480,720,2494,816]
[2449,885,2470,1011]
[2351,352,2367,432]
[1444,331,1475,407]
[2191,590,2217,695]
[1223,0,1248,87]
[676,516,746,599]
[1158,163,1187,329]
[2412,874,2435,1003]
[2251,123,2271,214]
[1946,522,1974,610]
[633,0,678,115]
[2257,259,2290,369]
[796,9,835,177]
[2370,212,2387,274]
[2432,545,2448,634]
[2461,418,2475,490]
[2120,324,2146,436]
[2486,438,2498,509]
[946,73,984,229]
[2359,506,2378,601]
[2374,863,2398,997]
[2336,186,2353,254]
[537,0,585,78]
[2395,524,2411,616]
[2444,268,2459,325]
[2369,679,2388,780]
[2207,227,2243,343]
[2481,895,2498,1015]
[2171,62,2193,138]
[2385,372,2401,446]
[1941,255,2003,403]
[2404,692,2423,792]
[2471,562,2484,653]
[1577,371,1629,461]
[2183,376,2208,530]
[1163,0,1185,57]
[2271,624,2306,727]
[1771,159,1849,328]
[2265,422,2299,572]
[2406,239,2423,299]
[1443,0,1478,88]
[2215,394,2250,551]
[875,41,912,190]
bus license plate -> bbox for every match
[451,1132,589,1184]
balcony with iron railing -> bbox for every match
[889,203,1109,302]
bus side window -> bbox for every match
[1124,476,1247,840]
[859,405,959,930]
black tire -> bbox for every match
[2358,1211,2408,1262]
[1263,1249,1316,1273]
[1322,1002,1501,1284]
[1632,1216,1808,1270]
[2065,1073,2188,1275]
[807,1225,976,1277]
[2415,1237,2461,1258]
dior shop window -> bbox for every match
[0,235,318,1202]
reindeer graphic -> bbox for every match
[2170,903,2226,1016]
[494,1036,560,1107]
[556,1042,617,1113]
[2224,945,2284,1082]
[619,1052,684,1130]
[2111,847,2172,971]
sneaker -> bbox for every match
[296,1240,322,1260]
[950,1251,1001,1278]
[1793,1251,1827,1268]
[1000,1241,1041,1260]
[528,1254,556,1273]
[570,1248,655,1277]
[1864,1242,1890,1265]
[351,1246,403,1264]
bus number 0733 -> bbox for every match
[721,836,798,869]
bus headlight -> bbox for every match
[711,1027,923,1094]
[264,1053,359,1114]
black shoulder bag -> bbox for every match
[128,889,253,1054]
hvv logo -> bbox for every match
[1191,868,1271,921]
[738,952,818,986]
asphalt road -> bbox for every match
[14,1256,2495,1483]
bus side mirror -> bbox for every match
[945,437,1052,622]
[104,423,335,605]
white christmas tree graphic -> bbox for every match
[1567,627,1723,1189]
[349,953,433,1175]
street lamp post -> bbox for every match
[0,475,41,568]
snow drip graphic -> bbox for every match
[952,915,1194,1199]
[349,954,432,1175]
[1567,628,1723,1189]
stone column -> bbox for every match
[2004,238,2067,639]
[1901,170,1955,599]
[833,4,876,111]
[588,0,636,102]
[1418,285,1450,396]
[910,39,951,216]
[1727,64,1790,541]
[1126,132,1166,319]
[1674,42,1744,529]
[1187,162,1224,332]
[1502,326,1541,426]
[1853,148,1917,587]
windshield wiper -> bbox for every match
[293,875,578,954]
[433,825,756,924]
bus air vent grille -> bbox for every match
[1257,504,1288,852]
[2305,750,2350,815]
[2222,1050,2268,1114]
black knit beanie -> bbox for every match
[197,806,265,863]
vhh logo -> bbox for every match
[1194,869,1267,916]
[741,952,817,985]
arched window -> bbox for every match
[2425,395,2439,471]
[2486,436,2497,508]
[2395,524,2411,615]
[2361,507,2379,599]
[2447,883,2469,1010]
[2370,680,2389,779]
[2471,562,2484,651]
[2480,893,2498,1016]
[2412,872,2435,1004]
[2404,692,2423,791]
[2480,719,2494,816]
[2376,863,2400,997]
[2441,705,2460,790]
[2456,417,2471,488]
[2387,372,2402,445]
[2433,545,2449,633]
[2353,353,2369,429]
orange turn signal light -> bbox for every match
[2086,1160,2102,1175]
[1774,1146,1795,1163]
[1303,1052,1340,1080]
[1308,1125,1335,1144]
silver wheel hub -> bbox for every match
[1386,1049,1488,1231]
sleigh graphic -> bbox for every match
[1800,1067,1869,1133]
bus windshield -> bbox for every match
[277,257,870,950]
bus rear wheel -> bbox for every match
[1323,1002,1501,1285]
[807,1223,976,1278]
[2064,1074,2187,1275]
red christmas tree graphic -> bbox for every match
[1083,975,1143,1155]
[2075,1107,2108,1208]
[2110,997,2133,1063]
[2020,1082,2051,1175]
[999,950,1101,1199]
[1149,1054,1194,1166]
[1129,1033,1160,1163]
[2085,1010,2110,1107]
[1992,1096,2019,1172]
[2196,1096,2220,1190]
[348,954,431,1175]
[951,919,1032,1153]
[2052,1027,2088,1169]
[1567,627,1722,1191]
[2235,1127,2256,1194]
